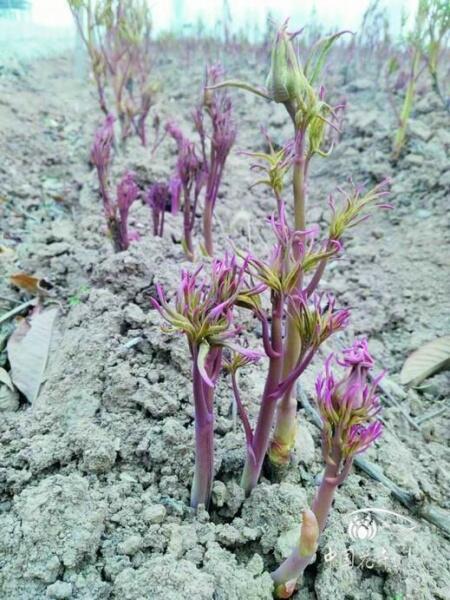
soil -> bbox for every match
[0,45,449,600]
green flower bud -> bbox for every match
[266,22,312,107]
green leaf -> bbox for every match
[208,80,272,101]
[400,334,450,386]
[305,31,353,85]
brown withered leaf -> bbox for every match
[7,307,58,403]
[400,335,450,386]
[10,273,53,296]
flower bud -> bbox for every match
[266,25,293,103]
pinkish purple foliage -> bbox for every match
[316,338,384,458]
[165,121,207,257]
[91,115,139,252]
[145,178,181,237]
[164,64,236,257]
[152,254,254,508]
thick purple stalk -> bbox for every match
[191,348,215,509]
[311,465,340,533]
[191,345,223,509]
[241,294,283,494]
[183,186,195,259]
[269,129,307,465]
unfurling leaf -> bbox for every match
[304,31,352,85]
[7,307,58,403]
[400,335,450,386]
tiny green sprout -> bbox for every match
[68,286,90,306]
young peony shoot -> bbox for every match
[91,115,139,251]
[228,207,349,494]
[272,339,384,598]
[166,122,207,260]
[166,63,236,258]
[195,64,237,256]
[209,21,354,470]
[152,255,256,509]
[146,178,181,237]
[69,0,158,146]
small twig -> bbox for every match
[298,385,450,538]
[6,201,40,222]
[0,299,35,325]
[371,374,421,431]
[414,404,448,426]
[119,336,143,351]
[0,295,22,305]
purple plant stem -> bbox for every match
[269,128,309,465]
[190,346,215,509]
[241,294,283,494]
[183,186,194,259]
[271,448,346,593]
[271,553,312,590]
[311,438,353,533]
[203,151,225,256]
[203,202,214,256]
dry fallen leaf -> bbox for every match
[7,307,58,403]
[10,273,53,296]
[400,335,450,386]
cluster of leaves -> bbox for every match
[91,114,140,251]
[68,0,159,146]
[387,0,450,156]
[152,64,236,260]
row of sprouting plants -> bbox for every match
[68,1,444,597]
[70,0,449,163]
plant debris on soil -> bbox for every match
[0,44,449,600]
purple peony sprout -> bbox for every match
[198,64,237,256]
[152,254,250,509]
[166,122,207,259]
[146,182,171,237]
[164,65,236,258]
[115,171,139,252]
[91,113,115,170]
[272,339,384,596]
[91,114,116,219]
[315,338,383,465]
[91,117,139,252]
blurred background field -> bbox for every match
[1,0,420,60]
